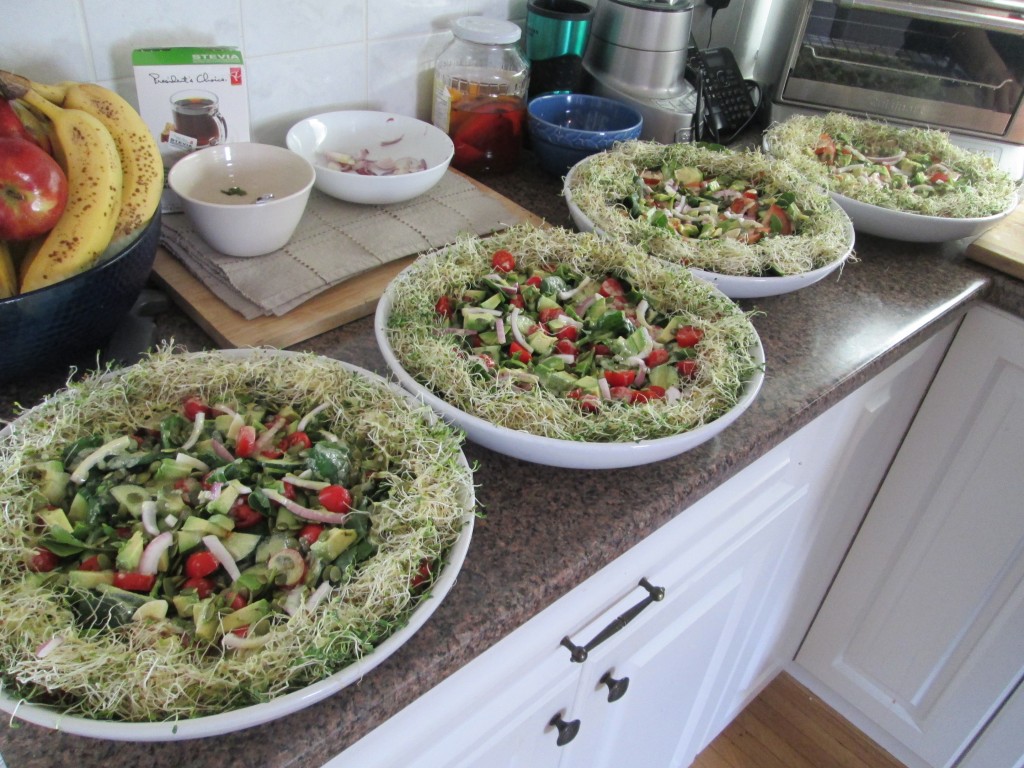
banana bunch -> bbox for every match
[0,70,163,294]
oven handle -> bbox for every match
[836,0,1024,34]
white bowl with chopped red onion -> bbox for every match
[286,111,454,205]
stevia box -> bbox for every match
[132,47,252,212]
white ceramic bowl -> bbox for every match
[374,228,766,470]
[0,349,475,740]
[286,111,454,205]
[829,191,1019,243]
[167,143,315,258]
[563,158,856,299]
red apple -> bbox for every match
[0,136,68,240]
[0,98,34,143]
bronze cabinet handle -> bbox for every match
[560,577,666,663]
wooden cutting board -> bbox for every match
[152,174,541,349]
[966,202,1024,281]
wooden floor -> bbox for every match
[692,672,907,768]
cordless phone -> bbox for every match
[686,46,757,141]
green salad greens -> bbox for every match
[0,348,472,722]
[764,113,1020,218]
[385,225,762,443]
[566,141,852,278]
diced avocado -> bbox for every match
[311,528,358,561]
[460,307,496,332]
[255,532,291,563]
[68,492,89,523]
[68,569,115,589]
[207,484,240,516]
[208,512,236,532]
[584,296,607,322]
[115,530,145,572]
[110,484,152,517]
[172,592,200,618]
[28,460,70,505]
[461,288,487,303]
[236,564,270,594]
[39,506,73,533]
[221,598,270,633]
[132,599,169,622]
[538,369,578,394]
[528,329,557,355]
[181,516,231,537]
[223,531,262,561]
[537,294,561,311]
[177,529,204,553]
[575,375,600,396]
[192,599,220,642]
[479,292,503,310]
[214,413,236,433]
[674,166,703,186]
[649,363,680,390]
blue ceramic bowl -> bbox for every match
[527,93,643,175]
[0,210,161,382]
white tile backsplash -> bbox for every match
[3,0,525,141]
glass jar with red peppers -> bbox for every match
[432,16,530,175]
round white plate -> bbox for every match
[829,191,1019,243]
[375,278,765,470]
[563,158,856,300]
[0,350,475,741]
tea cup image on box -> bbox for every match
[166,89,228,151]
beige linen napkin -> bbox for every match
[160,172,526,319]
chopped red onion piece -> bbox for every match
[139,531,173,575]
[202,535,241,582]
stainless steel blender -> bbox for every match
[582,0,698,143]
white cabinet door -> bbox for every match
[797,305,1024,768]
[325,643,578,768]
[692,325,955,753]
[559,457,806,768]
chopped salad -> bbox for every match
[566,141,852,278]
[384,225,763,444]
[764,113,1019,218]
[621,164,808,245]
[24,395,384,650]
[0,350,472,721]
[435,248,714,409]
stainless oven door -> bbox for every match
[778,0,1024,144]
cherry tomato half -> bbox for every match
[491,249,516,273]
[318,485,352,515]
[182,396,211,422]
[299,524,324,548]
[113,572,156,592]
[675,326,704,348]
[185,550,220,579]
[231,500,263,529]
[181,576,215,599]
[27,547,59,573]
[235,425,257,458]
[435,294,454,318]
[603,369,636,388]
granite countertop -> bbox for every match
[1,149,1019,768]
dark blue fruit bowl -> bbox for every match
[527,93,643,175]
[0,209,161,383]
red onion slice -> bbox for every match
[139,531,173,575]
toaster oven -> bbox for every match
[772,0,1024,178]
